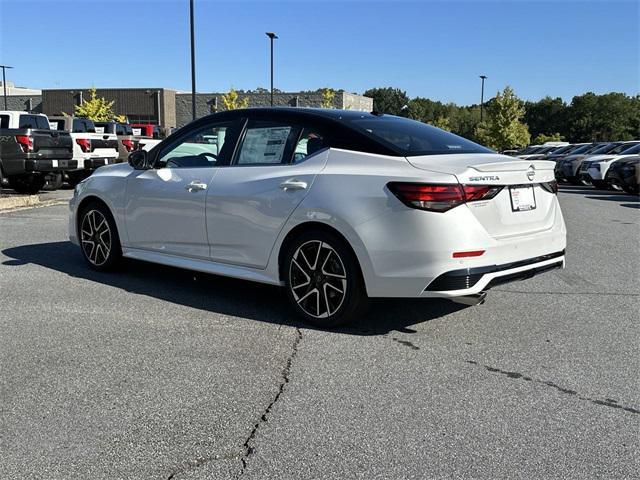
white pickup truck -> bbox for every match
[48,116,118,186]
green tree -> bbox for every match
[363,87,410,115]
[566,92,640,141]
[321,88,336,108]
[74,87,115,121]
[475,86,531,150]
[220,87,249,111]
[523,96,567,139]
[533,132,564,144]
[430,116,451,131]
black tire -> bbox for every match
[622,185,639,195]
[7,174,46,195]
[43,173,63,191]
[283,230,369,328]
[78,201,122,271]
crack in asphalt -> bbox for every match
[466,360,640,415]
[165,328,302,480]
[238,327,303,476]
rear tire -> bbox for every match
[622,185,639,195]
[78,201,122,271]
[43,173,63,191]
[8,174,46,195]
[283,230,369,328]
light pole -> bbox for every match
[1,65,14,110]
[189,0,196,121]
[479,75,487,122]
[266,32,278,106]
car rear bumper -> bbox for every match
[24,158,78,172]
[421,250,565,297]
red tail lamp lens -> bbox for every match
[388,183,503,212]
[15,135,33,153]
[76,138,91,153]
[122,139,135,152]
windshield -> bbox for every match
[347,115,493,156]
[590,143,620,155]
[615,142,640,154]
[619,143,640,155]
[549,145,575,155]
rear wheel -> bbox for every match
[7,174,46,195]
[622,185,639,195]
[78,201,122,271]
[43,173,63,191]
[283,230,369,328]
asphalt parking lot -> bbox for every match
[1,186,638,479]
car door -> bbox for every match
[124,118,242,259]
[206,118,329,268]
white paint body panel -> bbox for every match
[69,148,566,298]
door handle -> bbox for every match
[279,179,308,191]
[186,181,207,192]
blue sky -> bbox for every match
[0,0,638,105]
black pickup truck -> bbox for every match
[0,111,75,194]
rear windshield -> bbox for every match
[0,114,9,129]
[116,123,133,135]
[49,119,66,131]
[347,115,492,156]
[19,114,50,130]
[72,118,96,133]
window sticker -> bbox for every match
[238,126,291,164]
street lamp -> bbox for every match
[266,32,278,106]
[189,0,197,121]
[479,75,487,122]
[1,65,14,110]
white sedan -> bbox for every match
[69,108,567,327]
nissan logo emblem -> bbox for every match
[527,165,536,181]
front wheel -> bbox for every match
[79,202,122,271]
[283,230,369,328]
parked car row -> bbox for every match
[0,110,165,194]
[509,141,640,195]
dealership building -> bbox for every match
[3,85,373,129]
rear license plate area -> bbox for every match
[509,185,536,212]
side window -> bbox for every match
[293,128,326,163]
[235,120,300,166]
[156,120,240,169]
[0,115,10,129]
[85,120,96,133]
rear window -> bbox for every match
[19,115,40,129]
[0,114,9,129]
[49,119,66,131]
[347,115,492,156]
[72,118,96,133]
[115,123,133,135]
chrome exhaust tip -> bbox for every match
[451,292,487,306]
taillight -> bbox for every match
[122,139,135,152]
[15,135,33,153]
[540,181,558,194]
[387,183,503,212]
[76,138,91,153]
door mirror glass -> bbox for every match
[128,150,149,170]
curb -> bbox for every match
[0,195,68,212]
[0,195,41,211]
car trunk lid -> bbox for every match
[407,153,558,238]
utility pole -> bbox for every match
[266,32,278,106]
[190,0,196,121]
[1,65,14,110]
[479,75,487,122]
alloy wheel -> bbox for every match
[81,210,112,266]
[289,240,347,319]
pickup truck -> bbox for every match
[94,121,138,163]
[48,116,119,186]
[0,111,74,194]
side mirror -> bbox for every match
[128,150,150,170]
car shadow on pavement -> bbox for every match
[1,241,466,336]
